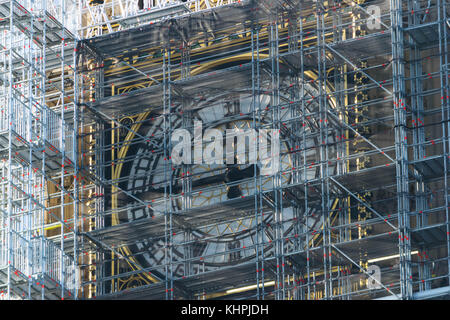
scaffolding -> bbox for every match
[1,0,450,300]
[0,0,78,299]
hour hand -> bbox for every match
[132,173,226,201]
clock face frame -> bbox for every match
[115,74,337,277]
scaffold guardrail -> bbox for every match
[0,232,77,291]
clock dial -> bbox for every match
[116,71,337,279]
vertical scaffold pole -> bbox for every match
[391,0,412,299]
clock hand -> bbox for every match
[224,163,259,199]
[132,164,259,202]
[132,173,226,201]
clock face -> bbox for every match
[117,75,337,278]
